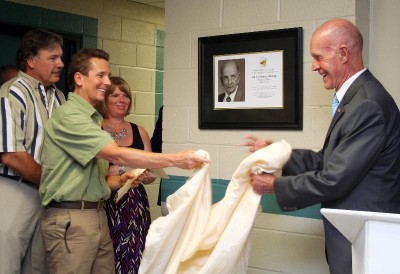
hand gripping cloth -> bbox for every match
[139,140,292,274]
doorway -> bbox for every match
[0,21,80,97]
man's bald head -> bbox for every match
[310,19,364,90]
[313,19,363,57]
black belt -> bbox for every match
[0,174,31,185]
[48,200,105,210]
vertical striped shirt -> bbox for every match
[0,71,65,176]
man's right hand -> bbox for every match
[173,150,209,170]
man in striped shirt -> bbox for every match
[0,29,65,274]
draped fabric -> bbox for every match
[139,140,292,274]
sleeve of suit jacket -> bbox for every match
[274,89,388,211]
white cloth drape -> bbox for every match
[139,140,292,274]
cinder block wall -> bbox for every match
[161,0,370,273]
[5,0,165,219]
[4,0,400,273]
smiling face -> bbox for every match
[76,57,111,106]
[106,87,131,118]
[310,34,346,91]
[309,19,366,92]
[26,43,64,87]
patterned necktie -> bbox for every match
[226,96,231,102]
[331,94,339,117]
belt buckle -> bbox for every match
[97,200,104,210]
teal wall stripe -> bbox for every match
[0,1,41,26]
[0,0,97,48]
[41,9,84,34]
[83,17,98,37]
[156,29,165,47]
[154,29,165,121]
[82,35,98,49]
[162,175,322,220]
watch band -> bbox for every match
[118,165,125,175]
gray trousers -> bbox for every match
[0,176,47,274]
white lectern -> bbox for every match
[321,208,400,274]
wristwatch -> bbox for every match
[118,165,125,175]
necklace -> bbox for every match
[104,121,128,143]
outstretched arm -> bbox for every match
[97,142,208,170]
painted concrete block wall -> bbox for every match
[4,0,399,273]
[370,0,400,106]
[163,0,371,273]
[6,0,165,219]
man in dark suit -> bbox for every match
[246,19,400,274]
[218,60,245,102]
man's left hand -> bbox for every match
[250,173,275,194]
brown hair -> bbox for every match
[67,48,110,91]
[16,28,64,72]
[97,76,133,117]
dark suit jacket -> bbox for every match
[274,70,400,274]
[218,88,245,102]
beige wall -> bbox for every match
[6,0,400,273]
[162,0,400,273]
[7,0,165,218]
[8,0,164,130]
[162,1,334,273]
[370,0,400,105]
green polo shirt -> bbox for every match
[40,92,114,206]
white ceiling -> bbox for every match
[129,0,165,9]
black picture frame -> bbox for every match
[198,27,303,129]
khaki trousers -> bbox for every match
[41,207,115,274]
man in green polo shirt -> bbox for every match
[39,48,208,274]
[0,29,65,274]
